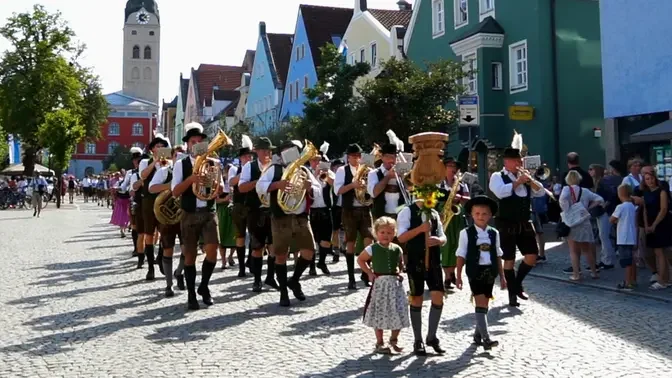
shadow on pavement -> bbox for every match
[6,281,136,308]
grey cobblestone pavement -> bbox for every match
[1,201,671,378]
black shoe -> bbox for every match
[146,269,155,281]
[264,277,279,290]
[174,272,185,290]
[444,280,453,291]
[536,255,547,263]
[287,278,306,301]
[413,340,427,356]
[473,334,483,346]
[238,271,246,278]
[332,254,340,263]
[482,338,499,350]
[136,255,145,269]
[360,272,371,287]
[426,339,445,354]
[252,281,263,293]
[600,263,615,270]
[316,262,331,275]
[279,292,290,307]
[517,287,529,301]
[309,265,317,276]
[197,287,214,306]
[348,280,357,290]
[586,265,602,271]
[508,300,520,307]
[132,252,139,258]
[33,209,37,217]
[220,264,227,271]
[187,293,200,310]
[562,266,575,274]
[165,287,174,298]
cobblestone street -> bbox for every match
[1,201,671,378]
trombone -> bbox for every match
[395,152,412,206]
[517,165,556,201]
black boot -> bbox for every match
[346,253,357,290]
[251,256,263,292]
[136,253,145,269]
[316,246,331,275]
[131,230,138,257]
[332,247,340,263]
[157,244,164,275]
[288,257,310,301]
[309,252,317,276]
[264,256,279,289]
[144,245,155,281]
[197,259,216,306]
[236,246,246,277]
[276,263,290,307]
[504,269,519,307]
[184,265,199,310]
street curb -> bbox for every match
[529,272,672,304]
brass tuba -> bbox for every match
[278,140,318,212]
[258,163,272,206]
[192,128,233,201]
[353,144,380,206]
[154,189,183,225]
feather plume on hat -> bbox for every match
[154,133,171,148]
[130,147,143,155]
[185,122,204,133]
[291,140,303,149]
[241,134,253,149]
[319,142,330,155]
[511,131,523,151]
[386,129,404,151]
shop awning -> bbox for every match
[630,119,672,143]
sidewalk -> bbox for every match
[520,225,672,303]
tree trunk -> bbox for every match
[22,146,37,177]
[55,169,62,209]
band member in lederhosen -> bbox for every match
[397,192,448,356]
[149,146,185,297]
[330,158,346,263]
[171,122,222,310]
[238,137,278,292]
[334,143,375,290]
[488,136,545,307]
[307,142,334,276]
[228,135,254,277]
[438,157,470,291]
[257,141,320,306]
[138,133,171,281]
[127,149,146,261]
[368,142,406,220]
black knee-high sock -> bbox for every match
[163,256,173,287]
[144,244,155,270]
[504,269,517,301]
[516,262,533,290]
[131,230,138,252]
[175,254,185,275]
[184,265,197,295]
[318,246,329,264]
[475,307,489,339]
[410,305,423,341]
[427,303,443,342]
[276,263,288,297]
[199,259,216,290]
[345,253,355,281]
[292,256,311,281]
[251,256,263,283]
[236,246,246,273]
[265,256,276,281]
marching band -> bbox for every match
[118,121,545,355]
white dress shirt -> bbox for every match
[148,164,172,191]
[396,206,447,245]
[129,170,141,191]
[138,158,151,172]
[120,171,133,192]
[239,160,263,185]
[334,165,365,207]
[256,165,321,215]
[227,165,240,190]
[367,166,400,214]
[455,226,504,265]
[82,178,90,188]
[488,169,546,199]
[171,156,224,209]
[310,168,333,209]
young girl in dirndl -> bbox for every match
[358,216,409,354]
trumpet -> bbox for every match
[517,166,556,201]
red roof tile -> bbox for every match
[266,33,294,87]
[368,8,412,30]
[193,64,244,107]
[300,5,353,68]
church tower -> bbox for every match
[122,0,160,105]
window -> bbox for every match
[296,46,300,61]
[108,141,119,155]
[143,67,152,80]
[266,96,271,111]
[108,122,120,136]
[480,0,495,14]
[149,31,155,36]
[304,75,309,90]
[360,48,365,63]
[348,53,355,65]
[85,143,96,154]
[131,67,140,80]
[509,40,528,92]
[144,46,151,59]
[301,44,305,60]
[455,0,468,28]
[132,142,144,149]
[132,122,143,136]
[432,0,445,37]
[295,79,299,100]
[289,83,294,102]
[491,62,502,90]
[463,53,477,94]
[131,30,137,35]
[132,45,140,59]
[370,43,378,67]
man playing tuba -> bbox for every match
[149,145,186,298]
[170,122,222,310]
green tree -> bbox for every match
[220,121,251,158]
[356,58,468,148]
[37,109,86,208]
[102,145,132,171]
[0,5,108,177]
[0,125,8,170]
[107,163,119,173]
[291,44,370,155]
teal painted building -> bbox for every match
[405,0,603,181]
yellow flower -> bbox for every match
[425,198,437,208]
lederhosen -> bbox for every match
[131,169,144,230]
[230,165,248,239]
[331,184,343,232]
[268,164,314,254]
[158,167,182,249]
[246,160,272,249]
[310,169,333,244]
[179,157,217,247]
[341,166,373,242]
[406,204,444,296]
[495,172,539,261]
[141,159,159,235]
[465,225,499,299]
[371,168,406,221]
[438,180,467,268]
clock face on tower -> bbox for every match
[136,10,150,24]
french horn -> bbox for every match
[278,141,318,212]
[192,129,233,201]
[154,189,183,225]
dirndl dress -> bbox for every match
[440,206,466,268]
[110,197,130,227]
[363,276,410,330]
[216,202,236,248]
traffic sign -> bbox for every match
[458,95,480,127]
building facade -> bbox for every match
[245,22,293,134]
[406,0,603,180]
[183,64,244,126]
[161,97,177,145]
[173,75,189,144]
[68,92,157,177]
[600,0,672,181]
[279,5,353,121]
[123,0,161,105]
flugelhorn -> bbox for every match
[192,128,233,201]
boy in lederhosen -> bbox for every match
[149,146,186,297]
[138,133,171,280]
[455,195,505,350]
[397,193,447,356]
[171,123,222,310]
[257,141,320,306]
[228,135,254,277]
[307,142,334,276]
[238,137,278,292]
[334,144,375,290]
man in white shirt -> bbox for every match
[257,141,321,307]
[228,135,254,278]
[171,122,223,310]
[488,143,545,307]
[126,148,146,260]
[333,143,374,290]
[307,142,335,276]
[238,137,277,292]
[82,176,91,202]
[330,159,346,263]
[367,142,407,220]
[31,172,48,217]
